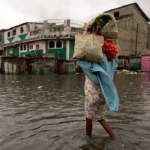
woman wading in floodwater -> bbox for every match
[76,13,119,138]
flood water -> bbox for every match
[0,73,150,150]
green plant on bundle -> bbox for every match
[91,14,112,31]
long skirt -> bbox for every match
[84,76,106,120]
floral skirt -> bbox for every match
[84,76,106,120]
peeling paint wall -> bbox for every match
[1,57,55,75]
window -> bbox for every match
[20,45,23,51]
[49,41,55,48]
[36,44,39,50]
[7,32,10,37]
[13,29,16,36]
[20,45,27,52]
[114,11,119,18]
[29,45,33,50]
[56,40,62,48]
[35,26,38,29]
[20,27,24,33]
[10,48,13,53]
[24,45,26,50]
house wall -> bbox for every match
[107,4,148,56]
[133,6,148,29]
[117,16,134,56]
[133,6,148,55]
[0,57,1,73]
[6,40,45,56]
[4,24,29,44]
[0,31,3,50]
[69,39,75,59]
[129,57,141,70]
[106,5,134,17]
[1,57,55,74]
[7,46,19,56]
[147,24,150,49]
[46,40,66,60]
[20,40,46,56]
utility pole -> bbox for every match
[135,23,139,56]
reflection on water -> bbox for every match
[0,73,150,150]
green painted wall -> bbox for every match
[64,64,75,73]
[69,40,75,59]
[7,47,19,56]
[18,33,28,40]
[7,36,15,43]
[47,40,66,60]
[20,49,43,56]
[128,63,141,70]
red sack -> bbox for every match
[102,40,118,61]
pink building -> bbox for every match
[141,55,150,72]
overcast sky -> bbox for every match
[0,0,149,29]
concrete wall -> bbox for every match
[141,56,150,71]
[1,57,55,75]
[28,41,46,53]
[147,24,150,49]
[0,57,1,73]
[0,31,3,50]
[6,40,46,57]
[47,40,66,60]
[4,23,46,45]
[4,24,29,44]
[133,6,148,29]
[107,4,148,56]
[106,5,134,17]
[129,57,141,70]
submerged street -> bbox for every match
[0,73,150,150]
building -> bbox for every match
[2,19,85,74]
[0,29,5,55]
[147,24,150,49]
[105,3,150,57]
[140,50,150,72]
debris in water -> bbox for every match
[38,86,42,89]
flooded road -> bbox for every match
[0,73,150,150]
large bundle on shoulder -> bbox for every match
[72,13,119,63]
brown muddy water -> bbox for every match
[0,73,150,150]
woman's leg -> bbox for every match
[98,118,115,138]
[86,118,92,136]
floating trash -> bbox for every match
[38,86,42,89]
[116,69,138,75]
